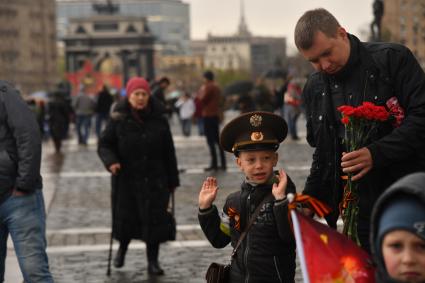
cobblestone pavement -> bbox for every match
[9,111,313,282]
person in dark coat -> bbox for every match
[151,76,172,117]
[98,77,180,275]
[198,111,296,283]
[95,85,113,138]
[47,90,73,153]
[294,8,425,252]
[370,172,425,283]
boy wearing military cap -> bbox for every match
[198,111,296,283]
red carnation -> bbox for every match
[337,101,392,246]
[341,117,350,125]
[337,105,355,116]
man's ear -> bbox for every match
[274,153,278,167]
[336,27,348,39]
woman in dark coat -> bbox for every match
[98,77,179,275]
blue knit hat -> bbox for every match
[377,195,425,248]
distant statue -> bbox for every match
[93,0,119,15]
[370,0,384,41]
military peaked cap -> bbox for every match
[220,111,288,155]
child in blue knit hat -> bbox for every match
[371,172,425,283]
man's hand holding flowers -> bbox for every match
[341,147,373,181]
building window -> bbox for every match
[0,29,18,38]
[400,23,406,39]
[228,60,233,69]
[0,50,19,63]
[93,22,118,31]
[0,7,17,18]
[29,11,43,19]
[401,0,407,10]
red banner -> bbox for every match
[66,60,123,96]
[292,211,375,283]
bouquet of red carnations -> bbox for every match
[337,102,391,245]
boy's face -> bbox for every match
[382,230,425,283]
[236,150,278,184]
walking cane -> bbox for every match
[171,191,175,216]
[106,177,117,276]
[106,228,113,276]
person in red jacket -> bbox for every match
[198,70,226,171]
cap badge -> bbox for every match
[414,222,425,234]
[251,131,264,141]
[250,114,262,127]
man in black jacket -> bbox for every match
[0,82,53,282]
[294,8,425,252]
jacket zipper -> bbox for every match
[273,256,283,283]
[362,69,369,103]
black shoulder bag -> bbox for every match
[205,193,272,283]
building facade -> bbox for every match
[63,14,155,87]
[203,0,286,77]
[0,0,57,95]
[382,0,425,68]
[57,0,190,55]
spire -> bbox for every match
[237,0,251,37]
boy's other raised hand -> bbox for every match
[272,169,287,201]
[199,177,219,209]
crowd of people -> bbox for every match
[1,6,425,283]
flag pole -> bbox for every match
[288,193,310,283]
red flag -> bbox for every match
[291,211,375,283]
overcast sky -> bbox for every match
[182,0,374,54]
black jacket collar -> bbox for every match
[332,34,379,81]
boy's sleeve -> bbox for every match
[273,175,296,242]
[198,205,231,249]
[273,200,294,242]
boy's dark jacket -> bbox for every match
[370,172,425,283]
[199,175,296,283]
[302,34,425,225]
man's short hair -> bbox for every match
[294,8,341,50]
[159,77,170,85]
[203,70,214,81]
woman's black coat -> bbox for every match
[98,97,179,242]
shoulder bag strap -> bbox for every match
[231,192,273,257]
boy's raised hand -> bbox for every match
[272,169,288,200]
[198,177,219,209]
